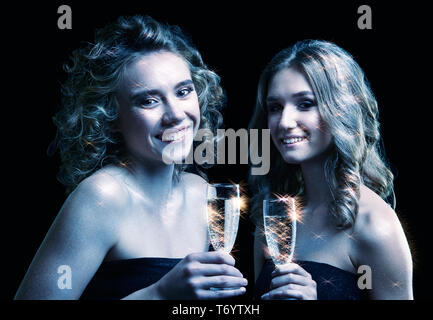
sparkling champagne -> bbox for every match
[264,215,295,265]
[263,197,297,265]
[207,197,239,252]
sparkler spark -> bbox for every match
[230,180,249,220]
[390,280,402,289]
[320,276,336,287]
[312,232,325,241]
[264,215,294,264]
[272,194,304,224]
[344,231,357,241]
[238,195,249,218]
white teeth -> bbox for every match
[161,127,192,142]
[162,130,185,142]
[283,137,305,144]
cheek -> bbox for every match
[121,109,159,140]
[189,97,201,129]
[268,116,280,144]
[306,112,326,136]
[312,120,333,149]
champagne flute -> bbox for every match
[263,196,297,266]
[206,183,240,290]
[263,196,297,299]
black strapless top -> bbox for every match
[80,257,182,300]
[254,259,369,300]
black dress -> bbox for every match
[254,259,370,300]
[80,257,181,300]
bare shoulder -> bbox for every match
[353,185,402,246]
[64,166,132,219]
[351,185,413,299]
[14,166,130,299]
[352,185,412,274]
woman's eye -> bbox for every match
[177,86,194,97]
[267,104,282,113]
[298,100,316,110]
[137,97,158,108]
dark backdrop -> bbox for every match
[3,0,430,303]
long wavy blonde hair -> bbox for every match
[52,15,224,193]
[248,40,395,229]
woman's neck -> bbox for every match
[126,155,176,205]
[300,158,332,208]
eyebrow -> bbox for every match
[266,90,315,102]
[130,79,194,100]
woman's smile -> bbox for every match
[157,125,193,143]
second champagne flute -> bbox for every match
[263,196,297,266]
[263,196,297,299]
[206,183,240,290]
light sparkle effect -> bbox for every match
[311,231,326,241]
[343,231,357,241]
[320,276,336,287]
[390,280,402,289]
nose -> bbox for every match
[161,98,185,125]
[279,105,298,129]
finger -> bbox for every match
[272,263,311,278]
[182,261,243,280]
[186,251,236,266]
[270,273,310,289]
[197,287,247,300]
[262,285,304,300]
[198,263,243,278]
[201,276,248,289]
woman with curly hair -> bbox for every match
[15,15,247,300]
[249,40,413,299]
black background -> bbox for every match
[2,0,431,309]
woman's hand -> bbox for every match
[152,251,248,299]
[261,263,317,300]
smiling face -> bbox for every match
[267,67,333,165]
[116,51,200,165]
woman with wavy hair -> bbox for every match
[249,40,413,299]
[15,15,247,300]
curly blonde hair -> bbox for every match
[52,15,224,193]
[248,40,395,229]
